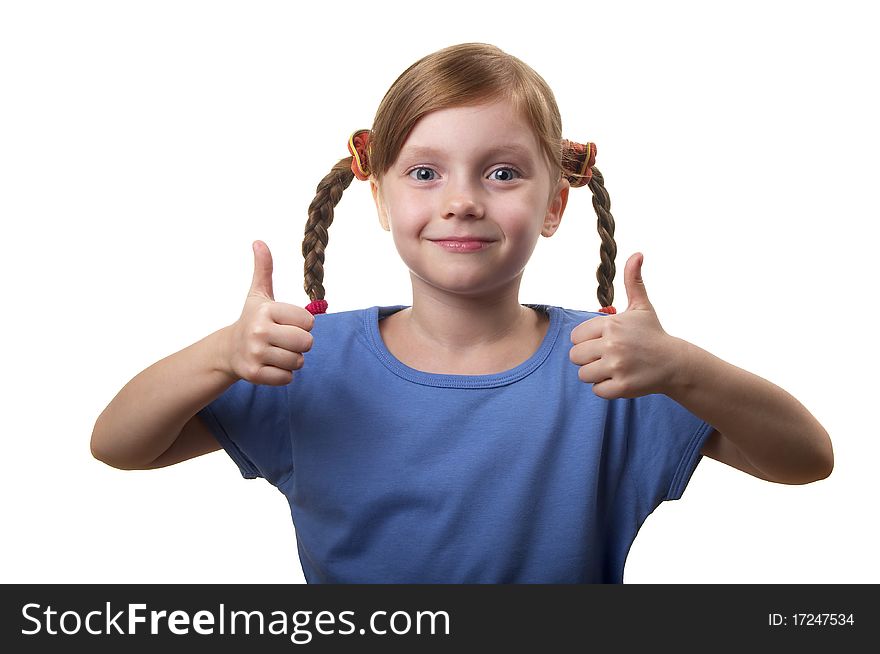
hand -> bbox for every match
[224,240,315,385]
[569,252,685,399]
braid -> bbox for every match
[587,166,617,309]
[302,157,356,307]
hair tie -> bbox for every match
[561,139,596,188]
[348,129,372,181]
[305,299,328,316]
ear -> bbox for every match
[370,179,390,231]
[541,176,570,237]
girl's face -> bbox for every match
[370,99,569,301]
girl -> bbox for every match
[91,42,833,583]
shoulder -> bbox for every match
[555,306,609,321]
[546,305,610,337]
[312,305,368,326]
[300,305,394,367]
[312,305,407,326]
[308,305,373,340]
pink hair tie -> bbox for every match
[305,299,328,315]
[598,306,617,314]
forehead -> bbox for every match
[400,101,541,159]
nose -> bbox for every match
[443,176,485,220]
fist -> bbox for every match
[225,240,315,385]
[569,252,683,399]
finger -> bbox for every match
[261,344,305,371]
[569,340,602,366]
[249,240,275,301]
[623,251,652,311]
[266,322,314,354]
[570,315,606,345]
[576,359,612,385]
[269,301,316,331]
[254,365,294,386]
[592,378,624,400]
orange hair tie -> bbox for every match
[561,139,596,188]
[348,129,372,181]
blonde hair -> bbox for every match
[303,42,617,311]
[370,42,562,182]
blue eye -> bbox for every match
[407,166,521,182]
[490,167,520,182]
[408,167,437,182]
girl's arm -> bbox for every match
[570,252,833,485]
[90,325,237,470]
[92,241,315,471]
[668,337,834,485]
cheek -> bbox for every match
[389,191,433,231]
[497,194,545,233]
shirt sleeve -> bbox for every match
[197,379,293,488]
[627,393,715,509]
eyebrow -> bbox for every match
[399,143,536,161]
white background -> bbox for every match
[2,0,877,584]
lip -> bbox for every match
[429,237,495,242]
[431,239,495,252]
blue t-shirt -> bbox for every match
[198,304,715,583]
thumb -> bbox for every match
[624,252,651,311]
[249,240,274,300]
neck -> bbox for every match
[401,274,533,353]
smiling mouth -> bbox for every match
[430,240,495,252]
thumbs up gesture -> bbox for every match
[569,252,685,399]
[224,241,315,385]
